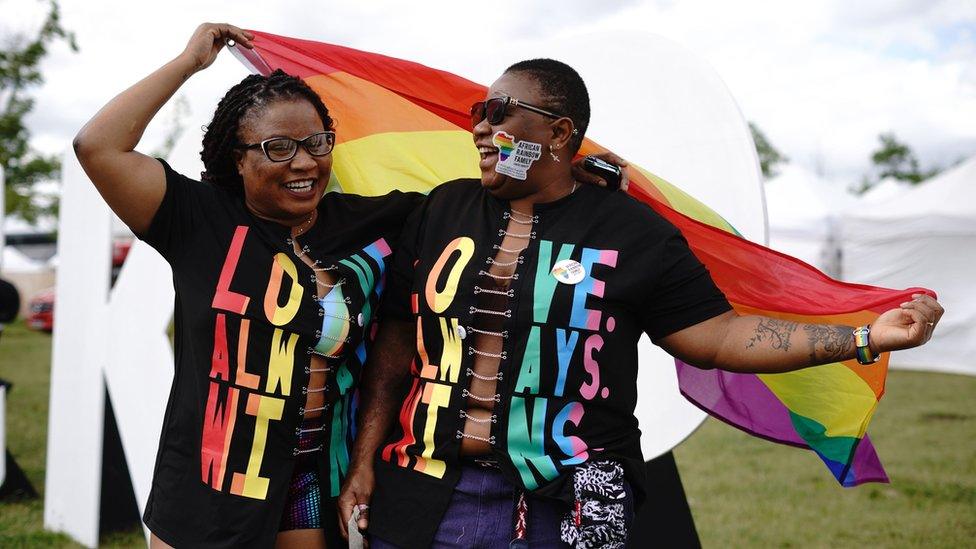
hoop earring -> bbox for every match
[549,144,560,162]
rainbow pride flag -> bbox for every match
[234,31,931,486]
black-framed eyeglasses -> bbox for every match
[238,131,336,162]
[470,96,578,135]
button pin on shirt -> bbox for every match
[551,259,586,285]
[456,325,467,340]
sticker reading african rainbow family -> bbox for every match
[493,130,542,180]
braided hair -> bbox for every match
[504,59,589,154]
[200,69,334,192]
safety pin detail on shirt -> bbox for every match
[456,431,496,445]
[296,424,327,435]
[498,229,536,239]
[503,211,538,225]
[293,444,324,456]
[298,403,331,416]
[318,296,352,305]
[469,306,512,318]
[468,347,507,360]
[466,367,504,381]
[314,331,350,344]
[307,347,343,359]
[486,256,524,267]
[461,389,501,403]
[314,277,346,289]
[493,244,527,254]
[479,270,520,281]
[473,286,515,297]
[290,244,312,259]
[466,326,509,338]
[316,311,354,323]
[460,409,498,423]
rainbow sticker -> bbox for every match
[492,131,542,180]
[493,131,516,162]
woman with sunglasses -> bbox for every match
[73,24,427,548]
[338,57,944,548]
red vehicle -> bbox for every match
[26,238,133,332]
[27,287,55,332]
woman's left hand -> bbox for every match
[870,293,944,353]
[571,151,630,191]
[179,23,255,74]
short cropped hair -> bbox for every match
[504,59,590,153]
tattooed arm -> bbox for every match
[658,294,944,373]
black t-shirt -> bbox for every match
[140,160,420,547]
[370,179,731,548]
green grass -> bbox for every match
[2,320,974,547]
[0,321,143,548]
[675,370,976,547]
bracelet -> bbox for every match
[852,325,879,365]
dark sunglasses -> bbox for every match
[238,131,336,162]
[470,96,576,134]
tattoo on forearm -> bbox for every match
[747,318,799,351]
[802,324,854,363]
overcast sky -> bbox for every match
[5,0,976,187]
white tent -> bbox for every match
[764,164,854,277]
[858,176,908,205]
[1,246,46,273]
[841,156,976,376]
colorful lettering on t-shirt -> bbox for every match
[384,237,620,490]
[199,229,391,499]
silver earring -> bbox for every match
[549,144,560,162]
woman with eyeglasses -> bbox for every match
[73,24,426,548]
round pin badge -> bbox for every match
[357,313,364,327]
[550,259,586,285]
[456,325,467,340]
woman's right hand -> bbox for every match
[179,23,254,73]
[338,464,375,541]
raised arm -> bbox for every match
[337,317,415,539]
[659,293,944,373]
[72,23,253,234]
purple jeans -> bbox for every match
[371,464,633,548]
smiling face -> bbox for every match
[473,72,560,199]
[234,99,333,226]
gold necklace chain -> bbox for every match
[292,210,317,238]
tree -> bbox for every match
[749,122,787,178]
[855,132,942,194]
[872,132,922,183]
[0,0,78,223]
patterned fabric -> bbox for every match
[279,419,325,531]
[560,461,628,549]
[279,460,322,531]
